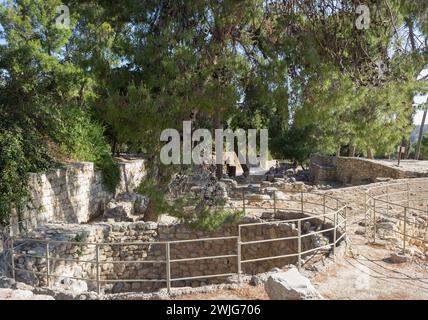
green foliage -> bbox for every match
[176,207,244,232]
[137,179,243,231]
[1,0,428,225]
[51,106,120,192]
[0,123,51,224]
[421,134,428,160]
[270,125,318,164]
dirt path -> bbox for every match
[311,234,428,299]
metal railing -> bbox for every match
[365,178,428,251]
[2,192,347,295]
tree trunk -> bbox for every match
[348,144,356,157]
[336,147,341,158]
[143,202,158,222]
[367,148,374,159]
[415,107,428,160]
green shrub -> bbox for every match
[0,125,51,224]
[138,179,243,231]
[52,106,120,192]
[421,134,428,160]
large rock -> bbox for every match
[0,288,54,300]
[264,268,322,300]
[56,278,88,295]
[247,194,271,202]
[103,193,149,222]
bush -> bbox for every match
[421,135,428,160]
[0,125,51,224]
[52,106,120,192]
[138,179,243,231]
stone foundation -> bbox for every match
[309,155,428,185]
[7,215,342,294]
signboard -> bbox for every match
[396,146,406,153]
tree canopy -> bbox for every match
[0,0,427,223]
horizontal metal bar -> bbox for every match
[97,242,166,246]
[170,254,237,263]
[241,235,299,245]
[99,279,167,283]
[169,236,238,244]
[241,252,298,263]
[99,260,166,264]
[299,226,336,238]
[46,256,96,264]
[300,243,333,255]
[171,273,235,282]
[47,273,97,282]
[335,232,347,243]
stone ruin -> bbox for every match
[2,209,343,295]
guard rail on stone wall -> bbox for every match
[365,178,428,251]
[1,192,347,295]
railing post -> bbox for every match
[297,220,302,270]
[10,237,15,281]
[166,243,171,294]
[403,207,407,253]
[96,244,101,295]
[344,207,347,235]
[333,212,337,261]
[237,226,242,283]
[364,192,367,235]
[373,199,377,243]
[323,194,326,223]
[407,183,410,208]
[300,192,304,214]
[242,189,246,214]
[273,191,277,214]
[386,185,389,216]
[45,242,50,287]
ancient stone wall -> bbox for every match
[9,217,338,294]
[10,159,146,229]
[309,155,426,185]
[335,157,405,184]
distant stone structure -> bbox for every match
[309,155,428,185]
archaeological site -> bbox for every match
[0,0,427,311]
